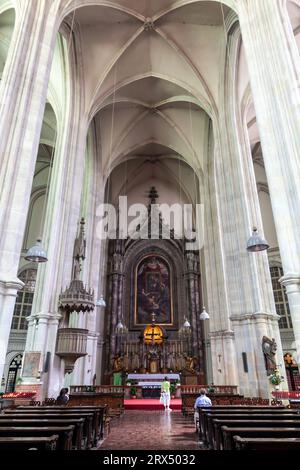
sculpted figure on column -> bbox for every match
[72,218,86,280]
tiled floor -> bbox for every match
[100,411,201,450]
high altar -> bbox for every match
[103,188,206,385]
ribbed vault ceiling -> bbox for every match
[66,1,232,184]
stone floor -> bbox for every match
[99,410,201,450]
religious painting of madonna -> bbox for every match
[134,255,174,325]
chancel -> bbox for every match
[0,0,300,452]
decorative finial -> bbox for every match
[148,186,159,205]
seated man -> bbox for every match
[194,388,212,431]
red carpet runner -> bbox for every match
[124,398,182,411]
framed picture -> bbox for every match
[134,254,174,326]
[22,352,41,378]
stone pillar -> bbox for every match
[194,272,206,380]
[238,0,300,361]
[34,316,49,353]
[107,244,124,374]
[206,18,286,396]
[0,279,24,389]
[20,106,89,397]
[109,273,120,365]
[45,314,62,398]
[185,251,205,381]
[0,1,59,385]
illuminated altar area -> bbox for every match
[103,188,206,385]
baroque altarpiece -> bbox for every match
[103,189,205,384]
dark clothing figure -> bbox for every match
[56,388,69,405]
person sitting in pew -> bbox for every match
[56,388,69,406]
[194,389,212,431]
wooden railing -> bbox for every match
[272,391,300,399]
[180,385,238,395]
[70,384,238,397]
[70,385,124,395]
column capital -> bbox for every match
[28,312,62,322]
[280,273,300,287]
[0,277,24,296]
[230,312,280,323]
[210,329,235,339]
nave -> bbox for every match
[1,396,300,451]
[100,411,199,451]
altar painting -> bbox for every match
[134,255,173,325]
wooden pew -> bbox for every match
[16,405,107,442]
[233,436,300,451]
[69,392,124,419]
[205,411,300,448]
[2,412,94,449]
[197,406,288,440]
[0,426,74,450]
[198,407,299,434]
[201,410,300,447]
[222,426,300,450]
[0,418,84,450]
[213,419,300,450]
[0,435,59,450]
[10,406,104,445]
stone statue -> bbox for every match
[112,253,123,272]
[284,352,297,367]
[113,354,123,372]
[186,252,195,271]
[72,218,86,280]
[184,355,198,373]
[262,336,277,374]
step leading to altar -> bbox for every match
[126,373,181,398]
[124,398,182,411]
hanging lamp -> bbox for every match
[179,316,192,337]
[247,227,269,252]
[116,318,128,337]
[25,237,48,263]
[199,306,209,320]
[96,295,106,307]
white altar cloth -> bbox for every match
[127,373,180,381]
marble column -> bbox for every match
[108,273,120,367]
[0,280,23,388]
[108,244,124,373]
[21,97,89,397]
[0,1,59,385]
[185,251,205,380]
[238,0,300,361]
